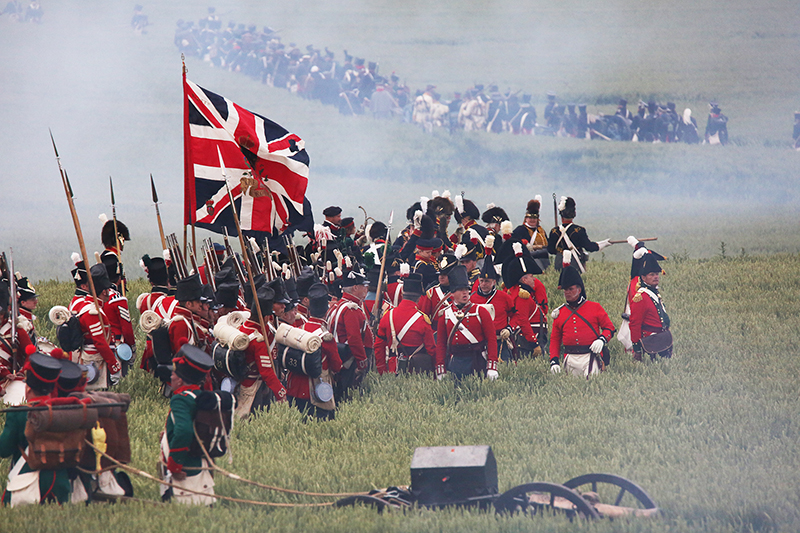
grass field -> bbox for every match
[1,254,798,532]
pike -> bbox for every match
[150,174,168,252]
[49,130,106,331]
[109,176,126,297]
[370,210,393,330]
[218,147,271,349]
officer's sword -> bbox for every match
[109,176,126,297]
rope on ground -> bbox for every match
[84,440,334,508]
[192,425,368,498]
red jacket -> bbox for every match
[374,299,436,374]
[435,302,499,373]
[69,292,119,373]
[629,284,668,344]
[238,319,286,400]
[418,284,451,332]
[327,292,373,365]
[137,287,178,370]
[286,317,342,399]
[504,285,538,343]
[549,299,614,363]
[0,317,33,379]
[104,288,135,347]
[470,288,511,333]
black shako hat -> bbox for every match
[0,280,9,314]
[401,273,424,298]
[502,243,542,287]
[16,276,38,301]
[90,263,112,292]
[322,206,342,217]
[101,250,122,283]
[173,344,214,385]
[215,280,240,308]
[438,254,459,276]
[295,267,316,299]
[56,359,85,396]
[447,265,470,291]
[246,274,276,316]
[176,273,203,302]
[307,282,330,317]
[142,254,169,286]
[26,352,62,393]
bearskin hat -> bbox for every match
[100,217,130,249]
[525,197,541,218]
[369,221,387,242]
[427,194,454,218]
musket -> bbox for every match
[222,227,247,291]
[202,243,216,291]
[370,211,393,330]
[205,237,221,273]
[552,193,558,230]
[261,236,274,281]
[218,147,271,350]
[246,238,263,276]
[283,234,302,277]
[609,237,658,245]
[3,251,19,371]
[0,402,129,414]
[166,233,188,279]
[109,176,126,297]
[150,174,168,252]
[187,243,199,276]
[50,130,106,330]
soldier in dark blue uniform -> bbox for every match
[704,102,729,145]
[547,197,611,271]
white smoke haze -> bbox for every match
[1,1,798,280]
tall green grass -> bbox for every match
[1,255,797,532]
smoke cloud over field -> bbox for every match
[1,1,798,279]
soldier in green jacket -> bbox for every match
[160,343,215,505]
[0,352,70,506]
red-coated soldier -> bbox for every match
[101,253,136,373]
[417,254,458,333]
[236,277,287,419]
[137,254,178,373]
[15,276,39,350]
[501,242,544,359]
[0,280,34,397]
[99,214,130,296]
[436,265,499,380]
[374,273,436,375]
[617,237,666,355]
[68,256,121,390]
[470,259,514,362]
[327,267,373,402]
[630,253,672,361]
[549,259,615,379]
[286,283,341,420]
[168,274,211,356]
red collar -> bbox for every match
[308,317,326,326]
[463,219,476,230]
[341,292,362,305]
[174,384,201,395]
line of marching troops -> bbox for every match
[0,191,673,506]
[172,10,730,145]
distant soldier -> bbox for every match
[0,352,69,505]
[544,92,557,123]
[547,196,611,271]
[677,108,699,144]
[549,257,615,378]
[577,104,589,139]
[160,345,216,505]
[374,273,437,376]
[327,267,373,401]
[615,98,633,120]
[68,256,121,390]
[704,102,729,145]
[630,253,672,361]
[510,94,536,134]
[471,258,514,361]
[793,112,800,150]
[435,265,499,380]
[507,197,550,271]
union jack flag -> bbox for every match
[183,75,311,237]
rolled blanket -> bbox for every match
[225,311,249,328]
[275,323,322,353]
[27,402,99,432]
[213,321,250,351]
[139,310,163,333]
[48,305,71,326]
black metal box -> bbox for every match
[410,445,498,507]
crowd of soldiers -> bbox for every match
[0,189,674,505]
[173,9,729,144]
[1,0,42,23]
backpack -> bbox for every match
[188,391,235,459]
[56,314,85,352]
